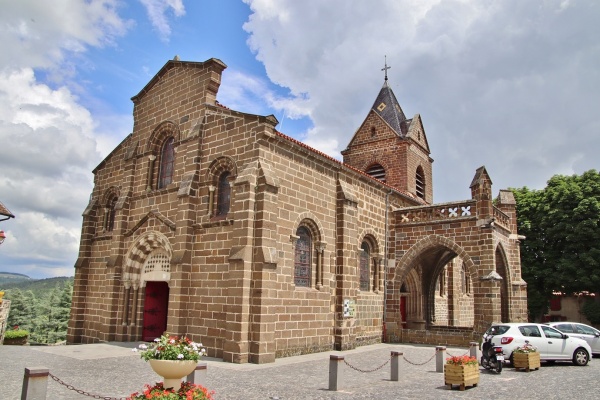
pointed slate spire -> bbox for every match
[370,57,408,137]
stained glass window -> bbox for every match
[294,226,312,287]
[216,171,231,216]
[360,242,370,291]
[158,137,175,189]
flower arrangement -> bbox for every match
[446,355,478,366]
[134,333,206,362]
[513,341,537,353]
[128,382,214,400]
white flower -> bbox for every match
[139,344,148,350]
[170,339,176,344]
[132,348,138,352]
[177,353,184,359]
[154,338,160,342]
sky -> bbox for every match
[0,0,598,279]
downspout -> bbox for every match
[383,189,393,342]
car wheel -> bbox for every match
[573,348,589,366]
[508,353,514,367]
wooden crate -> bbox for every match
[444,364,479,391]
[514,351,541,372]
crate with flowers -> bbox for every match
[512,341,540,372]
[444,355,479,391]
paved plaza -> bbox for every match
[2,341,599,399]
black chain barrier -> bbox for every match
[401,349,438,366]
[445,348,471,357]
[49,373,128,400]
[343,355,391,373]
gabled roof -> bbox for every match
[371,80,409,137]
[0,200,15,221]
[131,57,227,103]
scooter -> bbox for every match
[480,332,504,373]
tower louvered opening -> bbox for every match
[416,166,425,199]
[366,164,386,182]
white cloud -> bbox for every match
[0,0,132,278]
[0,0,131,73]
[243,0,600,201]
[0,68,101,274]
[139,0,185,41]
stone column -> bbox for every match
[334,179,358,351]
[146,155,156,191]
[223,161,258,363]
[207,185,215,216]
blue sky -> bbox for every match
[1,0,599,279]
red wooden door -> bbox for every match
[142,281,169,341]
[400,296,407,328]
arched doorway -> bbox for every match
[495,245,511,322]
[122,231,173,340]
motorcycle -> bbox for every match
[480,332,504,373]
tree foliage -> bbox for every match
[512,170,600,319]
[4,281,72,344]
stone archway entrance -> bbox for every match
[121,231,173,340]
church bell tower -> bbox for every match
[341,59,433,204]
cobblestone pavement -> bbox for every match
[2,342,600,399]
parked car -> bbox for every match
[547,322,600,356]
[482,322,592,366]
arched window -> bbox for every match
[158,137,175,189]
[359,242,370,291]
[294,226,312,287]
[105,196,118,232]
[216,171,231,216]
[366,164,386,182]
[415,166,425,199]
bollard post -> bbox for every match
[391,351,402,381]
[435,346,446,373]
[329,354,344,391]
[21,367,49,400]
[186,362,207,386]
[469,341,479,361]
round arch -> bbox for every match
[123,231,173,288]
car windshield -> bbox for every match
[485,325,510,335]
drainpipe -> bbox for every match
[382,189,393,342]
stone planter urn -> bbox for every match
[149,359,197,389]
[444,363,479,391]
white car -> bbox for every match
[547,322,600,356]
[483,322,592,366]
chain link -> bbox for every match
[343,356,391,373]
[401,350,437,366]
[49,373,128,400]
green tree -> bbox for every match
[512,170,600,320]
[5,288,36,332]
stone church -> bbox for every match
[67,57,527,363]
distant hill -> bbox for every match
[0,272,32,286]
[1,275,73,299]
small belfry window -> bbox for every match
[366,164,386,182]
[158,137,175,189]
[294,226,312,287]
[216,171,231,216]
[359,242,370,291]
[106,196,118,232]
[416,166,425,199]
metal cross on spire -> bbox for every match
[381,55,391,81]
